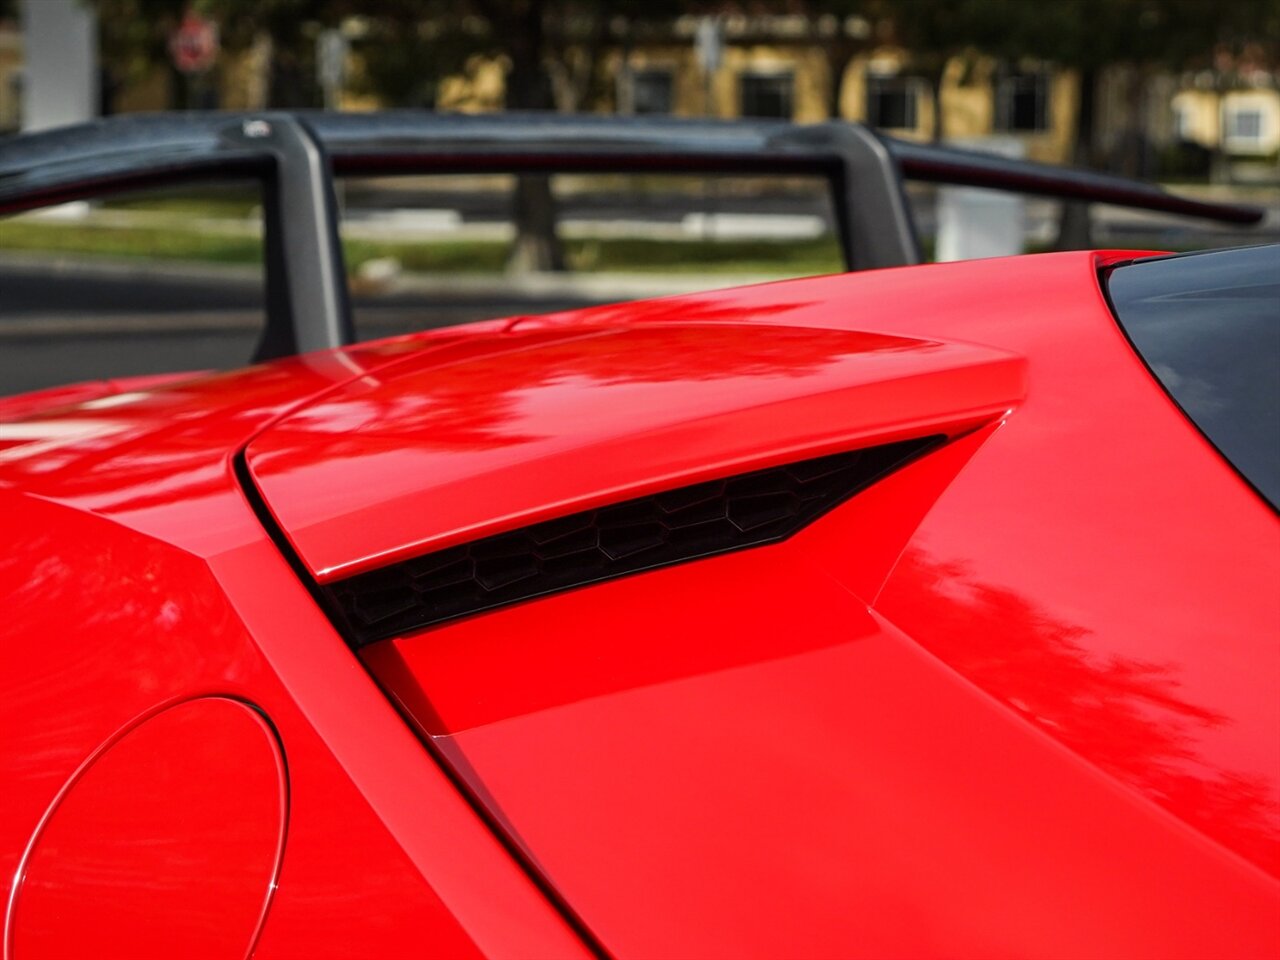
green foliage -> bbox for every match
[0,216,845,277]
[88,0,705,110]
[0,217,263,264]
[84,0,1280,111]
[864,0,1275,72]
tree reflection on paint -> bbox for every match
[887,547,1280,876]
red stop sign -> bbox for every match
[169,12,219,75]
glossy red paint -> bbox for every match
[369,594,1280,959]
[0,322,592,959]
[8,698,286,959]
[2,251,1276,958]
[359,253,1278,956]
[0,371,209,422]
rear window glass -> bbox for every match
[1106,245,1280,509]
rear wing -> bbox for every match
[0,111,1263,360]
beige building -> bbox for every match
[2,12,1274,177]
[838,52,1078,163]
[1173,85,1280,158]
[603,30,1080,163]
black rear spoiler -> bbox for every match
[887,138,1261,225]
[0,111,1264,359]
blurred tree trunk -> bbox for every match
[927,70,945,142]
[1055,66,1096,250]
[818,22,867,120]
[1055,199,1093,250]
[494,0,565,273]
[508,175,565,272]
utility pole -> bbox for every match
[20,0,98,132]
[317,29,348,111]
[695,16,723,119]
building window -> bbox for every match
[1172,103,1195,141]
[1222,99,1275,156]
[866,75,922,131]
[740,72,794,120]
[630,69,674,115]
[995,72,1050,133]
[1225,108,1263,144]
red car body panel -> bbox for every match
[1,251,1277,957]
[0,332,591,959]
[245,324,1025,581]
[361,252,1280,956]
[12,697,286,958]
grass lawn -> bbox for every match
[0,219,847,277]
[100,192,261,218]
[0,220,263,264]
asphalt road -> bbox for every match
[3,181,1276,397]
[0,261,604,395]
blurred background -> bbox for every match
[0,0,1277,392]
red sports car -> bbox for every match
[1,115,1277,958]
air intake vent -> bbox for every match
[327,436,941,646]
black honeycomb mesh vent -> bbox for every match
[327,435,942,646]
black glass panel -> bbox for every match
[1107,245,1280,509]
